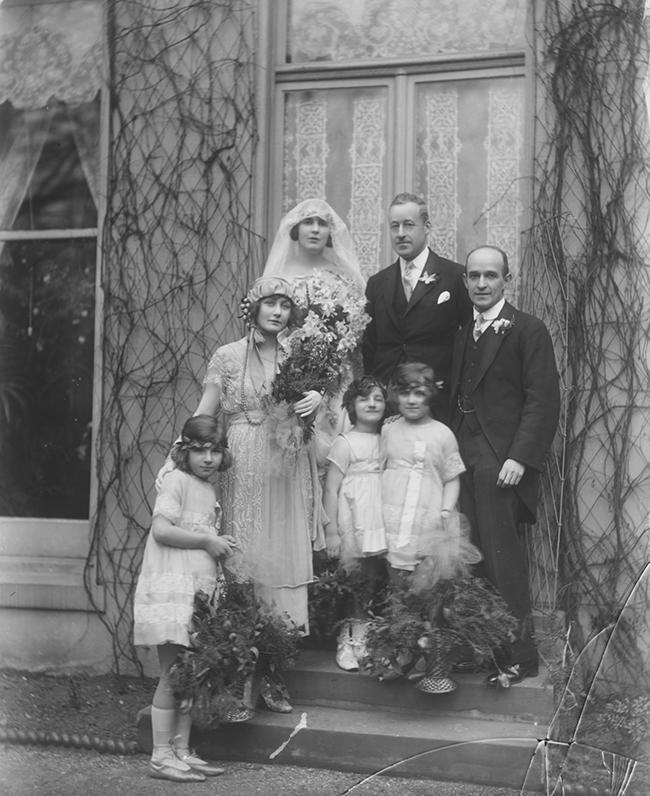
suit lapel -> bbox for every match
[451,321,472,393]
[381,261,401,330]
[406,249,441,313]
[472,302,516,390]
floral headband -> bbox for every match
[178,436,228,451]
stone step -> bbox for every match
[285,649,554,725]
[138,703,544,791]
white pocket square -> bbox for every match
[437,291,451,304]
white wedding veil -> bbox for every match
[262,199,365,290]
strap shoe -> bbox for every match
[173,748,225,776]
[486,659,539,688]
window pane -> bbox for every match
[414,75,525,281]
[281,85,389,278]
[0,99,99,231]
[0,239,96,518]
[287,0,527,64]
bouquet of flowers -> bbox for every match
[168,582,300,729]
[270,272,369,443]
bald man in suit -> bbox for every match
[450,245,560,686]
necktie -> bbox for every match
[473,313,484,341]
[403,261,415,301]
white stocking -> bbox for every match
[173,710,193,754]
[150,706,190,770]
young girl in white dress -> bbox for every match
[381,363,481,584]
[323,375,388,671]
[134,415,235,783]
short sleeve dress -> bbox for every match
[381,418,466,571]
[133,469,220,647]
[326,431,386,567]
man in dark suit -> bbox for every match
[450,245,560,686]
[362,193,472,418]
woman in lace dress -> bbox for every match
[191,278,313,632]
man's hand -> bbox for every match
[497,458,525,488]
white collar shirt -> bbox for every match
[400,247,430,283]
[473,298,506,334]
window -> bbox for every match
[0,98,100,519]
[267,0,529,290]
[0,0,104,611]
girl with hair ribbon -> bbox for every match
[135,415,234,782]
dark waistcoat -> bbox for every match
[455,329,489,431]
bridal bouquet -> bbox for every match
[270,272,369,443]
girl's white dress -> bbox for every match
[133,470,220,647]
[381,418,468,572]
[326,431,386,567]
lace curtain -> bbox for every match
[0,1,102,236]
[0,1,103,111]
[287,0,527,63]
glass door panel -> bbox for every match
[413,74,526,281]
[277,82,391,279]
[275,74,526,283]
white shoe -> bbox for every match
[173,747,225,777]
[350,622,369,662]
[335,625,359,671]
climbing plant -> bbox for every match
[524,2,650,791]
[84,0,260,675]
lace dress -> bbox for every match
[205,338,313,632]
[326,431,386,567]
[381,418,467,572]
[133,469,220,647]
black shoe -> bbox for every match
[452,659,487,674]
[486,660,539,688]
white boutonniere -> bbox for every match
[492,318,515,334]
[418,272,440,285]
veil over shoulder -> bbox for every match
[263,199,365,290]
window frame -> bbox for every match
[260,1,532,259]
[0,83,108,613]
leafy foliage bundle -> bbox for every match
[364,576,517,678]
[307,555,386,645]
[168,582,300,729]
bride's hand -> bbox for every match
[293,390,323,418]
[155,458,176,491]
